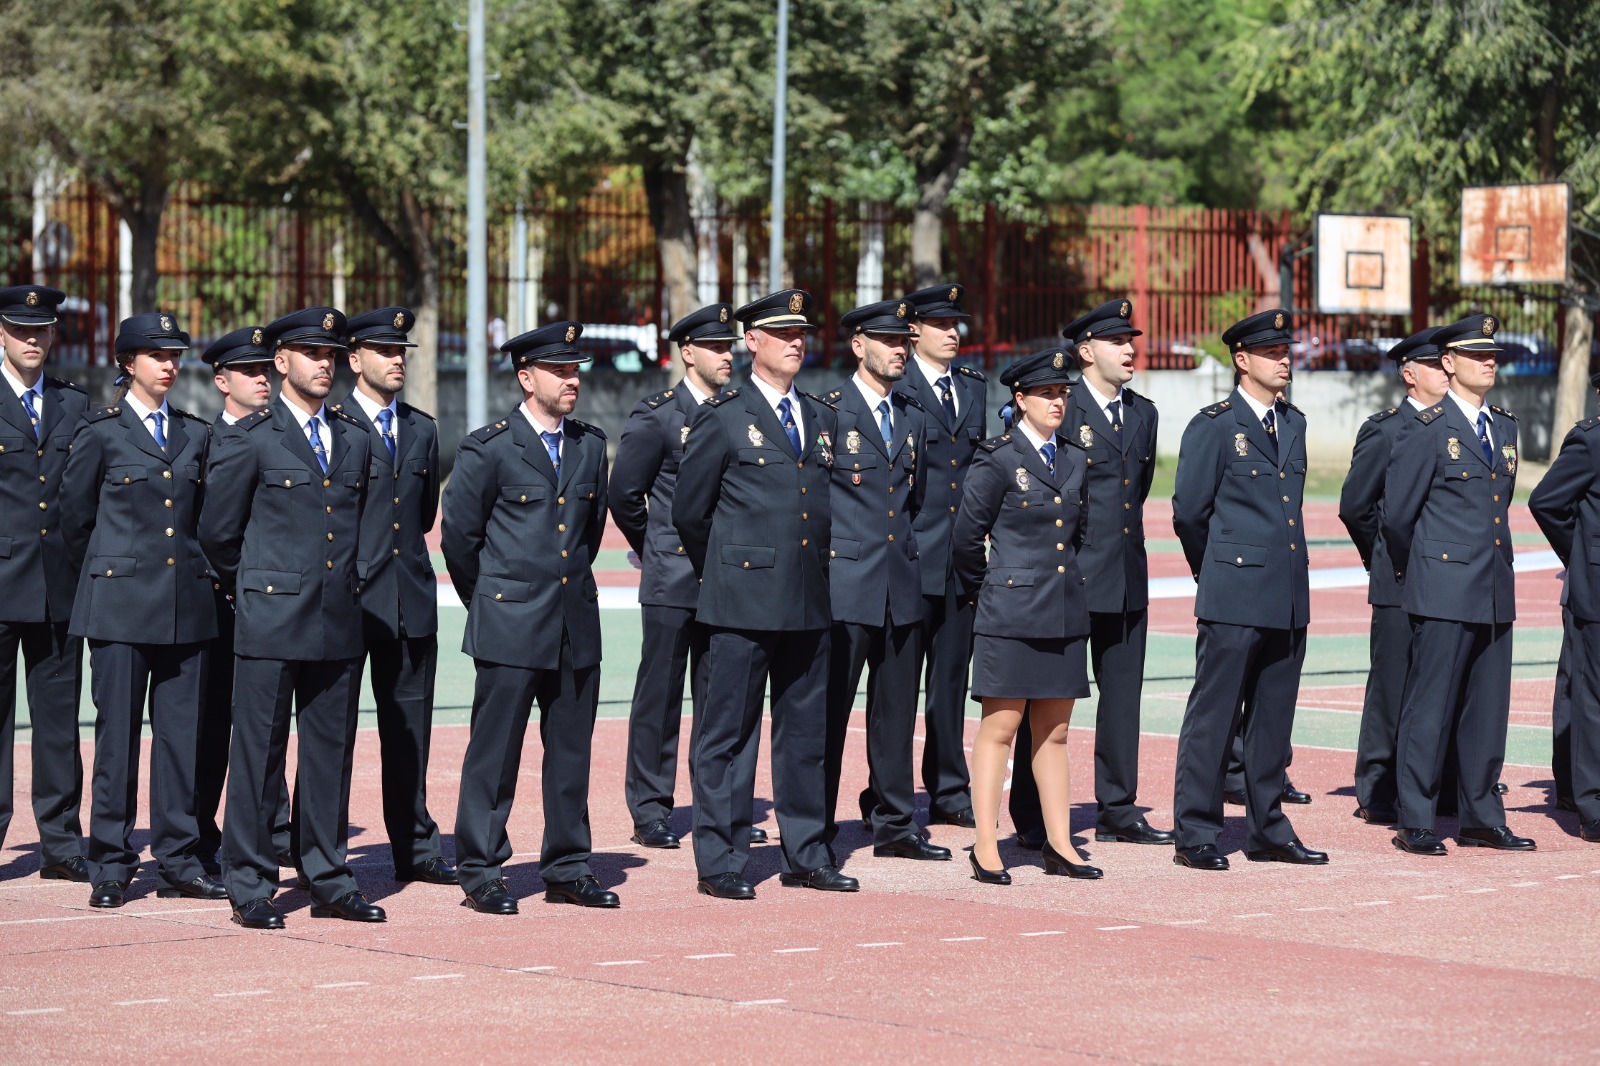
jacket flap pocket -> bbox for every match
[477,576,532,602]
[1229,460,1272,478]
[107,465,147,485]
[1444,463,1482,480]
[571,482,598,501]
[502,483,548,504]
[720,543,777,569]
[343,471,363,488]
[985,567,1035,588]
[840,452,880,470]
[407,458,430,476]
[242,569,301,594]
[1419,539,1472,564]
[830,538,861,561]
[736,447,781,466]
[264,468,310,488]
[1213,542,1267,568]
[89,555,136,578]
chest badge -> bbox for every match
[747,424,765,448]
[680,425,690,445]
[1234,433,1248,457]
[1079,424,1094,448]
[852,473,862,485]
[1015,467,1031,491]
[1447,437,1461,460]
[846,429,862,454]
[1502,444,1517,474]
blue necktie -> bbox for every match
[935,375,956,423]
[541,430,562,477]
[877,399,893,445]
[1108,398,1123,430]
[776,397,802,458]
[1040,441,1056,477]
[308,415,329,473]
[1262,406,1279,461]
[21,389,39,440]
[377,408,397,462]
[1477,411,1493,464]
[149,411,167,449]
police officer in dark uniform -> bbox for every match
[898,283,986,827]
[442,322,616,913]
[330,307,454,885]
[1010,299,1173,850]
[1385,313,1534,855]
[196,327,285,875]
[1531,372,1600,838]
[59,313,223,907]
[610,303,742,850]
[675,288,855,899]
[817,298,948,862]
[0,284,88,882]
[1337,327,1449,825]
[200,307,382,928]
[1170,309,1325,871]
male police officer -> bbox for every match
[609,303,738,850]
[817,299,948,863]
[1384,314,1534,855]
[675,288,854,899]
[1010,299,1172,848]
[442,322,616,913]
[0,285,88,881]
[1337,327,1449,825]
[200,307,381,928]
[897,283,986,827]
[1170,309,1325,871]
[332,307,454,885]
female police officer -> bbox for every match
[953,348,1100,883]
[59,313,221,908]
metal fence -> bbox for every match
[1,178,1585,374]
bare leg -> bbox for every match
[972,698,1024,870]
[1028,699,1086,860]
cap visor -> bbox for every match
[1,313,58,326]
[746,315,818,331]
[678,331,740,344]
[353,335,419,349]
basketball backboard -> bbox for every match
[1459,183,1569,285]
[1315,213,1413,315]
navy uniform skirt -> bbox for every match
[970,633,1090,701]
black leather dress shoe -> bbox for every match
[1581,820,1600,843]
[929,807,977,828]
[778,865,860,892]
[1245,839,1328,865]
[232,897,286,929]
[697,873,756,899]
[873,836,953,861]
[1223,789,1246,807]
[968,851,1011,885]
[1095,819,1175,845]
[461,878,518,914]
[1282,781,1312,804]
[89,880,128,908]
[631,820,681,849]
[1457,826,1536,851]
[1014,826,1046,851]
[545,874,620,908]
[1493,781,1510,795]
[40,856,89,882]
[1173,844,1229,871]
[397,857,460,884]
[157,875,228,899]
[749,826,769,845]
[310,891,387,922]
[1392,827,1448,855]
[1042,841,1103,879]
[1355,805,1399,824]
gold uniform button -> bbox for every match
[1250,469,1258,477]
[392,548,400,556]
[887,510,895,518]
[284,479,293,487]
[520,494,527,502]
[1054,496,1062,504]
[326,532,334,541]
[213,583,220,591]
[1057,565,1066,574]
[325,506,332,514]
[495,592,503,601]
[1493,517,1500,524]
[1236,556,1244,564]
[950,459,958,468]
[887,534,895,542]
[393,497,400,505]
[1279,472,1286,480]
[123,476,131,484]
[36,449,43,458]
[1282,495,1289,503]
[800,487,807,495]
[163,499,171,508]
[676,546,684,553]
[558,496,565,504]
[1493,495,1500,503]
[104,569,112,577]
[802,512,808,520]
[1290,543,1297,551]
[888,486,895,494]
[166,558,175,566]
[951,482,957,490]
[38,501,46,510]
[1123,527,1129,534]
[1495,538,1502,546]
[1441,553,1449,560]
[393,523,400,531]
[37,475,43,484]
[1123,479,1130,486]
[561,576,568,585]
[1288,519,1295,527]
[742,561,750,569]
[801,538,809,547]
[561,549,568,558]
[1055,519,1063,527]
[1006,578,1014,586]
[1056,543,1065,550]
[796,462,804,469]
[165,527,174,537]
[948,506,956,512]
[1124,502,1131,510]
[558,524,567,532]
[267,585,274,593]
[1491,473,1498,480]
[829,549,837,558]
[758,458,765,466]
[1461,471,1469,479]
[323,479,331,487]
[162,471,171,479]
[326,560,333,569]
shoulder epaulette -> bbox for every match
[979,433,1011,452]
[956,365,986,382]
[1200,400,1231,418]
[237,409,272,431]
[171,406,207,424]
[703,389,738,408]
[1578,417,1600,433]
[46,376,84,394]
[472,419,511,443]
[331,408,365,428]
[569,417,606,440]
[86,403,120,422]
[1122,386,1144,402]
[1280,400,1304,415]
[1490,404,1516,421]
[1416,405,1444,425]
[897,392,925,411]
[1369,407,1399,423]
[398,401,436,421]
[811,389,843,409]
[642,388,674,410]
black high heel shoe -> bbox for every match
[1042,841,1103,879]
[968,850,1011,885]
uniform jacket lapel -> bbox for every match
[1444,400,1495,470]
[394,404,425,466]
[1230,390,1278,465]
[1116,391,1142,455]
[841,385,891,460]
[118,404,171,463]
[324,412,361,476]
[743,388,795,464]
[557,419,587,492]
[955,369,985,435]
[1067,388,1114,452]
[511,410,559,485]
[0,387,33,438]
[1012,430,1062,489]
[1275,402,1303,470]
[37,381,70,441]
[904,363,954,435]
[273,400,327,477]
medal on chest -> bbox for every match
[1015,467,1031,491]
[1502,444,1517,474]
[747,424,764,448]
[1447,437,1461,461]
[1234,433,1248,457]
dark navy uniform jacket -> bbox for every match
[673,385,837,632]
[1338,404,1411,609]
[0,374,87,624]
[1531,418,1600,623]
[198,397,371,662]
[608,383,700,610]
[441,409,607,671]
[815,381,926,628]
[898,362,987,597]
[1060,384,1157,613]
[951,431,1090,640]
[59,402,219,645]
[1171,389,1310,629]
[1382,399,1518,625]
[334,394,440,640]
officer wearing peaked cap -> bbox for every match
[442,321,618,912]
[200,306,383,928]
[1337,327,1450,826]
[0,284,90,882]
[1170,309,1326,871]
[1010,299,1173,850]
[898,282,987,828]
[819,299,947,863]
[610,304,738,851]
[334,307,454,886]
[1385,313,1535,855]
[674,289,857,898]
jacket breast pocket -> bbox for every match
[107,465,147,486]
[264,469,310,490]
[1230,460,1272,479]
[89,555,135,578]
[1004,489,1045,508]
[1212,542,1266,568]
[840,452,880,473]
[0,435,28,457]
[830,537,861,561]
[1418,539,1471,564]
[1444,463,1482,482]
[985,567,1036,589]
[407,458,430,478]
[571,481,598,502]
[477,576,532,603]
[501,484,548,505]
[241,569,301,595]
[720,543,776,569]
[736,447,779,468]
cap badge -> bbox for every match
[896,302,907,318]
[24,291,38,307]
[1447,437,1461,460]
[747,424,765,448]
[948,286,959,303]
[1052,351,1064,370]
[1119,300,1130,318]
[680,425,691,445]
[1079,425,1094,448]
[1483,316,1496,335]
[1234,433,1249,457]
[1274,312,1284,329]
[160,315,173,331]
[718,307,729,323]
[1015,467,1031,491]
[788,292,804,314]
[1502,444,1517,473]
[393,311,406,329]
[251,328,264,345]
[564,325,577,343]
[322,312,335,330]
[846,429,862,454]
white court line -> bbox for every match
[1556,874,1585,880]
[1353,900,1392,907]
[7,1007,64,1016]
[857,942,902,948]
[1019,930,1065,937]
[1463,888,1498,894]
[512,967,555,973]
[412,973,463,981]
[772,947,818,954]
[1235,913,1273,919]
[316,982,368,989]
[1510,882,1541,888]
[595,961,645,967]
[1098,925,1140,931]
[940,936,985,942]
[114,998,170,1006]
[0,905,225,927]
[1294,906,1334,912]
[685,953,734,960]
[1413,894,1447,900]
[736,999,787,1007]
[214,990,271,998]
[1166,919,1207,925]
